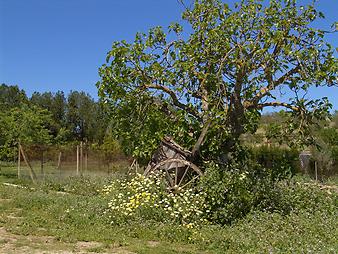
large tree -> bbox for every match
[97,0,337,162]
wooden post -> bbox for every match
[84,148,88,172]
[17,142,21,179]
[80,141,83,175]
[40,149,45,180]
[76,145,79,176]
[57,151,62,175]
[19,145,37,183]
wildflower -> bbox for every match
[103,172,208,228]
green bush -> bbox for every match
[250,146,300,180]
[259,176,337,215]
[200,160,278,225]
[98,151,337,227]
[199,153,336,225]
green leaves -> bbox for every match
[97,0,337,161]
[168,22,183,34]
[1,105,52,145]
[0,105,53,160]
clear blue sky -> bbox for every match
[0,0,337,109]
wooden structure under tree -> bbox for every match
[144,136,203,192]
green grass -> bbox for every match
[0,166,337,253]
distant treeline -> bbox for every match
[0,83,109,142]
[0,84,114,160]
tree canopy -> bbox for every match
[97,0,338,162]
[0,84,28,110]
[97,0,337,162]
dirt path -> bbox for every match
[0,186,136,254]
[0,227,135,254]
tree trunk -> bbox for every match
[191,120,211,160]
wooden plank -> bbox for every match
[57,151,62,170]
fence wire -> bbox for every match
[15,143,130,180]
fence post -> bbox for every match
[57,151,62,175]
[41,149,45,180]
[80,141,83,175]
[77,145,79,176]
[19,144,37,183]
[84,145,88,172]
[17,142,21,179]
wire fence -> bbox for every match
[1,143,337,182]
[12,143,131,181]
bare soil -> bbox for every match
[0,227,135,254]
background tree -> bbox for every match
[0,105,52,160]
[93,101,111,143]
[0,84,28,110]
[30,90,109,143]
[0,84,113,161]
[97,0,337,162]
[66,91,101,142]
[30,91,67,137]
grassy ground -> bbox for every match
[0,166,337,253]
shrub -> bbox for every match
[102,153,337,227]
[258,175,338,215]
[250,145,299,180]
[200,160,278,225]
[200,157,337,225]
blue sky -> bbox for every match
[0,0,337,109]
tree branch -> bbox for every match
[250,101,300,111]
[140,83,201,120]
[191,119,211,159]
[252,65,301,103]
